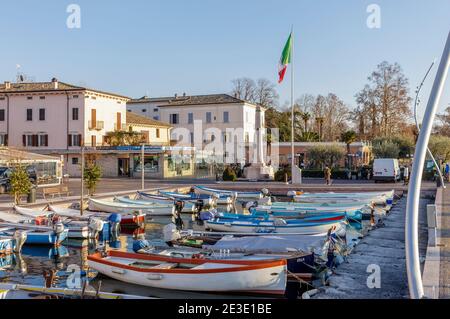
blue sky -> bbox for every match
[0,0,449,116]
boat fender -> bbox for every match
[12,230,27,253]
[132,239,151,253]
[163,223,182,242]
[53,222,65,235]
[302,289,319,299]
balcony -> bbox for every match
[88,121,104,131]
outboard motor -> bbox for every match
[163,223,181,246]
[193,199,205,225]
[108,213,122,238]
[173,200,185,230]
[52,220,65,245]
[261,188,270,197]
[132,239,151,253]
[13,230,27,253]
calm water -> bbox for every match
[0,201,368,299]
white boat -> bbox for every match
[291,190,395,206]
[0,283,153,299]
[88,250,286,295]
[194,185,263,200]
[14,206,93,239]
[48,205,145,228]
[204,218,344,235]
[114,196,195,213]
[89,198,173,216]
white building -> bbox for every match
[127,94,266,165]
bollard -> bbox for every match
[427,204,437,247]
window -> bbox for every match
[223,111,229,123]
[170,114,179,124]
[142,109,147,113]
[27,96,32,100]
[68,134,82,147]
[206,112,212,123]
[0,109,4,121]
[72,108,79,121]
[38,134,48,146]
[40,96,45,100]
[91,135,97,147]
[72,157,79,165]
[156,128,160,138]
[26,109,32,121]
[39,108,45,121]
[73,95,79,99]
[154,108,158,112]
[153,116,159,121]
[190,132,194,144]
[188,112,193,124]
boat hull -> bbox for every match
[87,251,286,295]
[89,198,172,216]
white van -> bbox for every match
[373,159,401,182]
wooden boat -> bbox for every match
[202,210,350,223]
[157,190,226,205]
[13,206,93,239]
[0,283,153,299]
[194,185,263,200]
[249,206,363,221]
[204,217,345,235]
[48,205,144,228]
[134,244,316,277]
[0,217,68,246]
[88,250,286,295]
[291,190,395,206]
[89,198,171,217]
[115,196,195,214]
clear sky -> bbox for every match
[1,0,449,116]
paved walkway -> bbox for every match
[438,187,450,298]
[312,194,430,299]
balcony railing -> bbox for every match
[88,121,104,131]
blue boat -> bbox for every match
[0,225,69,246]
[249,207,363,221]
[0,236,15,255]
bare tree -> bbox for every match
[254,78,279,107]
[231,78,256,101]
[355,62,412,139]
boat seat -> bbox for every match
[148,262,178,269]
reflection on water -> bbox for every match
[0,201,368,299]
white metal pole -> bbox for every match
[406,31,450,299]
[414,61,446,188]
[141,144,145,190]
[290,29,295,184]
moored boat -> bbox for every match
[89,198,171,217]
[87,250,287,295]
[204,217,345,235]
[157,190,226,205]
[194,185,263,200]
[115,196,195,213]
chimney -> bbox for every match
[51,77,59,89]
[4,81,11,90]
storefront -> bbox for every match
[64,145,195,178]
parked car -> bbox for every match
[0,166,37,194]
[373,159,401,183]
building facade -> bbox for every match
[0,79,192,178]
[127,94,266,165]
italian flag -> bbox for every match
[278,32,292,84]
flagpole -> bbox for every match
[290,27,295,184]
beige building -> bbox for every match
[127,94,266,165]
